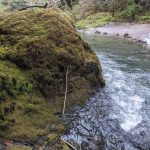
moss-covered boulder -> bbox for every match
[0,8,104,148]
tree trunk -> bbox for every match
[112,2,115,17]
[132,12,135,21]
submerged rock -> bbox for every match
[0,8,104,147]
[124,33,132,38]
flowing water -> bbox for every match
[62,34,150,150]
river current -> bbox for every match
[62,34,150,150]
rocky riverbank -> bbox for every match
[79,23,150,49]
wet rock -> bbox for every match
[95,30,100,34]
[103,32,108,35]
[0,142,6,150]
[81,141,89,149]
[124,33,132,38]
[137,39,147,44]
[128,122,150,150]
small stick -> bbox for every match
[63,67,69,116]
[62,139,77,150]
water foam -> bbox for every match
[98,54,146,131]
[143,32,150,46]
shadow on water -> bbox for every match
[62,34,150,150]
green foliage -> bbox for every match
[76,12,120,29]
[128,0,134,5]
[71,0,127,19]
[139,14,150,22]
[67,0,149,25]
[121,0,143,21]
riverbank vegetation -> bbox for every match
[67,0,150,28]
[75,11,150,29]
[0,0,149,29]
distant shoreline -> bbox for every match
[79,23,150,49]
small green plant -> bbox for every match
[75,12,119,29]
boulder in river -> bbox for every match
[124,33,132,38]
[0,8,104,147]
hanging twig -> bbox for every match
[63,66,69,116]
[18,3,48,11]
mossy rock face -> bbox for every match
[0,8,104,146]
[0,8,104,97]
[0,61,32,99]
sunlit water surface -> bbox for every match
[62,34,150,150]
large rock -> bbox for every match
[0,8,104,145]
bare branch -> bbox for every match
[63,66,69,116]
[18,3,48,11]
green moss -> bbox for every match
[140,15,150,20]
[0,8,104,147]
[0,60,32,100]
[3,94,65,143]
[7,145,32,150]
[0,47,8,59]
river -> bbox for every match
[62,33,150,150]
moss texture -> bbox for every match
[0,8,104,148]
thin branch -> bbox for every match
[62,139,77,150]
[18,3,48,11]
[63,66,69,116]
